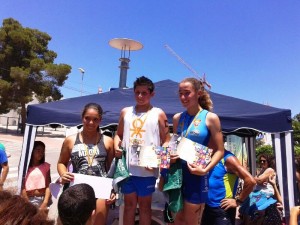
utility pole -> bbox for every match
[78,68,85,96]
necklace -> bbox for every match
[82,132,99,175]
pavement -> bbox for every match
[0,127,65,191]
[0,126,66,223]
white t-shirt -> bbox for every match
[123,106,161,177]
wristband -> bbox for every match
[235,197,243,205]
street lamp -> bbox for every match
[78,68,85,96]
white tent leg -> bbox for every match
[273,132,295,222]
[17,124,37,194]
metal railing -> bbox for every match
[0,116,21,133]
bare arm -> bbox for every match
[0,162,8,190]
[268,173,282,204]
[158,109,171,147]
[104,135,115,171]
[205,112,224,173]
[220,156,256,210]
[114,108,127,158]
[40,169,52,210]
[226,156,256,201]
[172,113,181,135]
[21,178,29,201]
[290,206,300,225]
[57,135,74,184]
[255,168,274,184]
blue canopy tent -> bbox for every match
[19,79,295,219]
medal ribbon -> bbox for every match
[181,109,203,137]
[84,144,98,167]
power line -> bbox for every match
[62,85,93,95]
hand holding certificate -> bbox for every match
[70,173,113,199]
[132,145,171,169]
[176,137,213,169]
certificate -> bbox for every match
[138,145,160,168]
[70,173,113,199]
[176,137,213,168]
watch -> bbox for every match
[235,197,243,205]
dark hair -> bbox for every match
[0,191,53,225]
[29,141,46,167]
[133,76,155,93]
[82,103,103,132]
[58,183,96,225]
[180,77,213,111]
[295,157,300,172]
[82,103,103,118]
[259,154,274,169]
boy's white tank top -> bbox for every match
[123,106,160,177]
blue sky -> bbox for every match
[1,1,299,116]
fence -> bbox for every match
[0,116,21,133]
[0,116,66,137]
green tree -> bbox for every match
[293,113,300,156]
[256,144,274,158]
[0,18,71,132]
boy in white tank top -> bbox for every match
[114,76,170,225]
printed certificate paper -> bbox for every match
[138,145,160,168]
[176,137,213,168]
[71,173,113,199]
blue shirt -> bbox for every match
[0,149,8,174]
[206,150,239,207]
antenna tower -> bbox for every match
[109,38,143,88]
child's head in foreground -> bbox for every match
[58,183,96,225]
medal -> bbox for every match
[84,143,98,175]
[86,166,94,175]
[132,138,140,147]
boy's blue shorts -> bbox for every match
[121,176,156,197]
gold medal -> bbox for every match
[86,166,94,175]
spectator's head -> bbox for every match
[58,183,96,225]
[29,141,46,166]
[0,190,53,225]
[258,154,273,169]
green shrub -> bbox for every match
[256,144,274,158]
[295,145,300,157]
